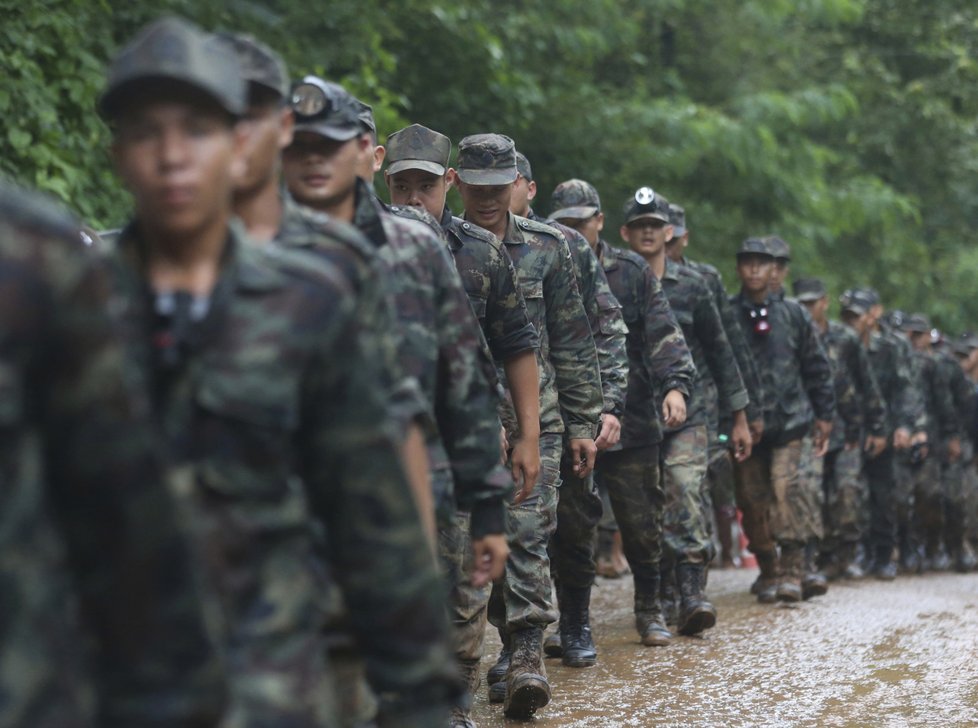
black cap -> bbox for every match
[839,288,876,316]
[736,237,773,258]
[903,312,932,334]
[793,277,826,302]
[668,203,686,237]
[215,32,289,102]
[766,235,791,262]
[290,76,363,142]
[623,187,670,224]
[515,151,533,181]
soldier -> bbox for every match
[550,178,696,647]
[0,180,227,727]
[622,187,750,633]
[766,235,792,299]
[730,238,835,603]
[845,288,926,579]
[98,18,458,727]
[794,279,887,581]
[902,314,961,571]
[666,203,764,567]
[509,152,628,663]
[452,138,603,719]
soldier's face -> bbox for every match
[909,331,930,351]
[559,212,604,248]
[802,296,828,323]
[736,255,773,295]
[665,231,689,261]
[770,261,789,291]
[112,98,243,238]
[237,101,293,196]
[456,180,513,234]
[509,175,536,217]
[386,168,448,220]
[621,218,673,257]
[281,132,370,212]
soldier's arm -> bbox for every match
[693,279,748,415]
[896,341,927,433]
[849,336,887,437]
[43,253,226,727]
[482,235,539,361]
[709,270,763,423]
[932,358,961,440]
[642,266,696,401]
[796,306,836,423]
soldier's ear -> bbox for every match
[372,145,386,173]
[619,224,629,242]
[596,212,605,233]
[446,168,459,189]
[526,179,537,202]
[278,108,295,150]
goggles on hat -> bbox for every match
[291,82,336,118]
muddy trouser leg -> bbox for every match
[825,447,867,552]
[660,426,712,567]
[550,461,602,590]
[864,447,898,565]
[767,439,808,554]
[796,436,825,565]
[600,445,664,613]
[913,457,943,559]
[942,445,967,559]
[734,445,776,556]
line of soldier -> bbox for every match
[5,14,978,728]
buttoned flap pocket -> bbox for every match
[518,279,544,301]
[467,294,488,321]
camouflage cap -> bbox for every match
[353,97,376,135]
[515,151,533,181]
[214,32,289,101]
[839,288,876,316]
[882,309,905,329]
[856,287,881,307]
[765,235,791,262]
[550,179,601,221]
[99,16,245,120]
[623,187,671,225]
[793,277,827,302]
[951,332,978,356]
[903,312,932,334]
[668,203,687,237]
[456,134,518,185]
[290,76,363,142]
[736,237,774,258]
[386,124,451,176]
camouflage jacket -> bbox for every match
[818,320,885,451]
[486,212,602,440]
[936,348,975,441]
[353,183,509,536]
[911,350,960,443]
[105,220,459,722]
[596,239,695,450]
[662,258,747,433]
[439,206,538,363]
[528,209,628,418]
[683,256,764,427]
[0,185,225,728]
[731,291,835,445]
[864,326,925,436]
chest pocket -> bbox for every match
[518,279,544,317]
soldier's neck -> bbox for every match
[142,211,229,297]
[642,250,666,279]
[234,175,283,244]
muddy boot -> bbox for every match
[676,563,717,636]
[503,628,550,719]
[801,541,829,600]
[558,585,597,667]
[660,561,679,626]
[750,550,779,604]
[450,659,480,728]
[838,541,865,580]
[776,543,803,603]
[634,579,672,646]
[543,631,562,658]
[486,630,511,693]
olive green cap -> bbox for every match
[456,134,518,185]
[551,179,601,221]
[214,31,289,102]
[737,237,774,258]
[904,312,932,334]
[515,151,533,181]
[793,277,826,303]
[386,124,451,176]
[99,17,245,120]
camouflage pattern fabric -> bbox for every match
[821,446,868,549]
[867,327,925,436]
[105,220,458,727]
[823,320,887,449]
[911,349,959,445]
[707,448,737,511]
[438,511,491,665]
[660,425,713,564]
[735,439,807,550]
[550,461,604,590]
[0,182,226,728]
[796,435,825,541]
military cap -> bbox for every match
[951,332,978,356]
[839,288,876,316]
[550,179,601,221]
[766,235,791,262]
[353,98,376,134]
[668,203,687,237]
[456,134,518,185]
[289,76,362,142]
[622,187,670,225]
[793,277,827,302]
[386,124,451,176]
[515,152,533,181]
[858,287,881,307]
[882,309,906,329]
[99,16,245,120]
[215,32,288,101]
[903,312,931,334]
[736,237,773,258]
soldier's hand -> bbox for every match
[471,534,509,587]
[511,436,541,503]
[813,419,833,458]
[749,418,764,445]
[730,412,752,462]
[569,438,597,478]
[864,434,887,459]
[594,413,622,451]
[948,436,962,463]
[893,427,912,450]
[662,390,687,429]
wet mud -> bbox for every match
[472,569,978,727]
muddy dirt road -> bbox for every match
[472,569,978,727]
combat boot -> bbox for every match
[543,631,562,658]
[503,627,550,719]
[558,585,597,667]
[801,541,829,600]
[750,550,779,604]
[776,543,803,603]
[838,541,865,580]
[486,632,511,689]
[635,579,671,646]
[676,563,717,636]
[450,659,480,728]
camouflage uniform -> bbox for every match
[937,346,977,566]
[0,180,227,728]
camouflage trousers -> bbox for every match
[734,438,806,551]
[941,443,970,556]
[796,435,825,542]
[487,434,562,635]
[707,443,736,511]
[862,447,898,561]
[910,456,943,557]
[550,457,602,590]
[821,446,868,549]
[596,445,664,601]
[438,510,490,666]
[660,426,712,565]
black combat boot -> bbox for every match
[635,578,672,646]
[486,631,510,704]
[776,543,803,603]
[450,659,480,728]
[838,541,865,579]
[558,585,597,667]
[751,550,779,604]
[676,563,717,636]
[873,545,897,581]
[503,627,550,719]
[801,540,829,600]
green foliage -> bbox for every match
[3,0,978,329]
